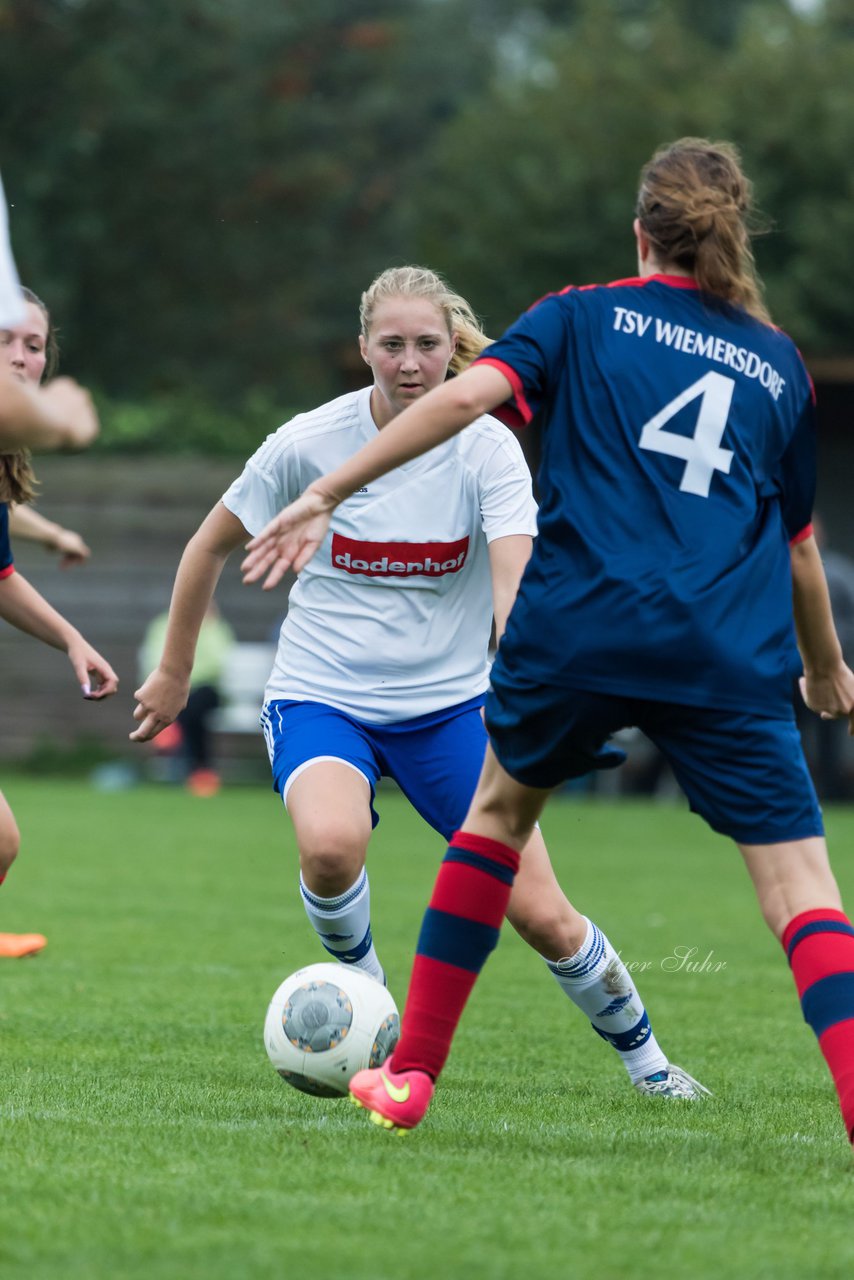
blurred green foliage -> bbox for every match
[17,730,114,776]
[416,0,854,347]
[0,0,851,452]
[92,387,297,456]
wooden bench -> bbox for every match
[210,641,278,735]
[207,642,278,781]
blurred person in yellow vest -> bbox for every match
[140,602,235,796]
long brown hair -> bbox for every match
[360,265,491,373]
[636,138,770,323]
[0,286,56,505]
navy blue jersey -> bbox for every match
[477,274,816,715]
[0,503,14,579]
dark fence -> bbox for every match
[0,456,285,767]
[2,372,853,786]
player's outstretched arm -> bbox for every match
[488,535,534,646]
[791,532,854,733]
[241,363,513,590]
[239,485,337,589]
[0,571,117,698]
[0,373,99,451]
[130,503,248,742]
[8,504,92,568]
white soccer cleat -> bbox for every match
[635,1064,712,1099]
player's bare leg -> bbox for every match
[462,744,549,849]
[739,836,842,938]
[508,827,705,1094]
[351,747,533,1127]
[740,836,854,1143]
[287,762,385,983]
[505,830,588,958]
[0,789,20,878]
[0,789,46,958]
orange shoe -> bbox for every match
[0,932,47,958]
[153,721,183,754]
[349,1060,435,1132]
[186,768,221,797]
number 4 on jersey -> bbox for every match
[638,371,735,497]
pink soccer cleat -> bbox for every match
[349,1061,435,1133]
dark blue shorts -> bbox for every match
[485,669,823,845]
[261,697,487,840]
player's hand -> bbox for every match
[241,484,337,590]
[40,377,100,449]
[51,527,92,569]
[66,639,119,700]
[800,664,854,735]
[130,668,190,742]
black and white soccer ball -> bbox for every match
[264,962,400,1098]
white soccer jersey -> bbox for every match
[223,386,538,722]
[0,174,24,327]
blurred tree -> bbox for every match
[0,0,851,438]
[413,0,854,357]
[0,0,496,406]
[414,0,715,332]
[725,3,854,353]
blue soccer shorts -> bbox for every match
[260,696,488,840]
[485,669,824,845]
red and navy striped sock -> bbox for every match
[391,831,521,1081]
[783,908,854,1143]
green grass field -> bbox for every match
[1,779,853,1280]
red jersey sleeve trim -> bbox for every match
[645,273,700,290]
[475,356,533,426]
[528,273,701,307]
[0,564,16,579]
[789,523,814,547]
[791,341,817,405]
[601,273,701,290]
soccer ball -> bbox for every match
[263,962,400,1098]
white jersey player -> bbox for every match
[224,385,537,723]
[131,266,706,1099]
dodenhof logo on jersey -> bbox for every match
[331,533,470,578]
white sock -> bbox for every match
[299,868,385,984]
[546,917,667,1082]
